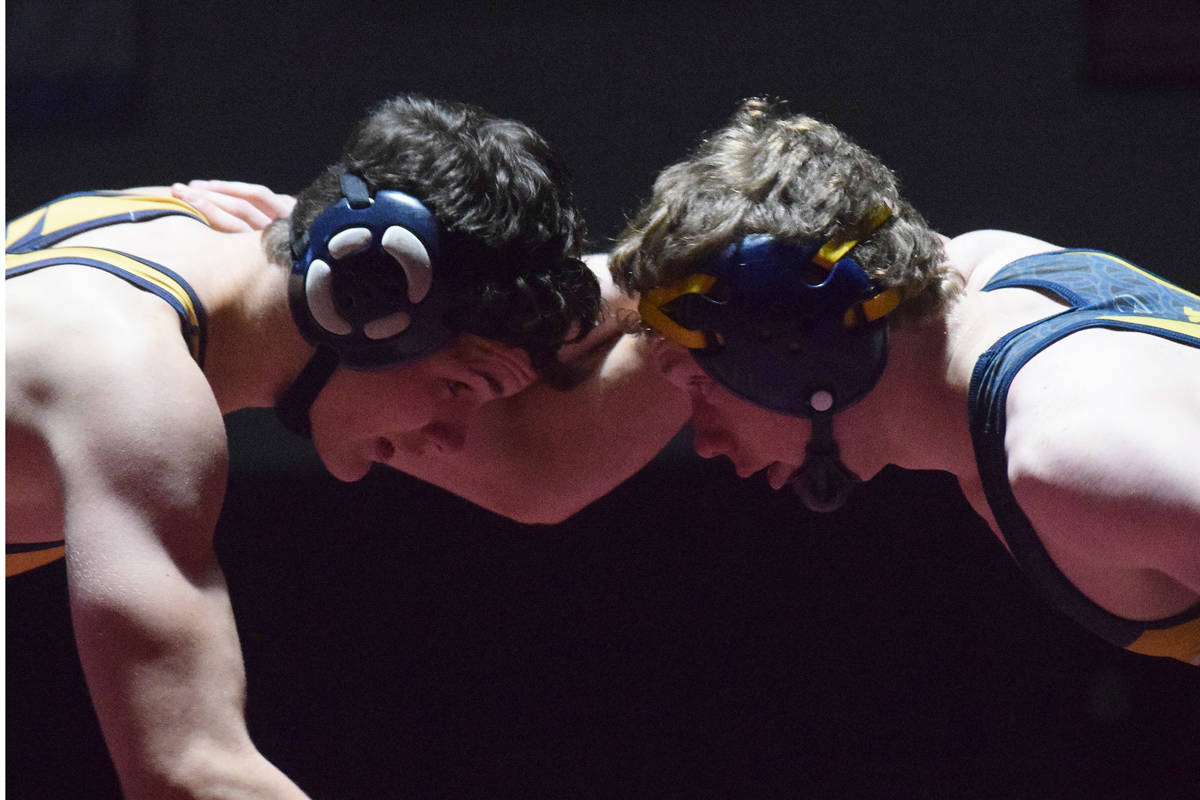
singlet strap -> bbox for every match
[6,246,208,366]
[6,191,211,254]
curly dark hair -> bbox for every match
[610,97,953,325]
[266,94,598,383]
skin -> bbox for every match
[171,186,1200,664]
[6,189,544,797]
[165,184,692,524]
[378,255,691,523]
[311,334,540,482]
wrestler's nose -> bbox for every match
[420,420,467,453]
[690,407,733,460]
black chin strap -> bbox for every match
[275,345,340,438]
[789,411,860,513]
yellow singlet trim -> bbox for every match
[6,246,204,361]
[6,193,210,249]
[6,546,67,577]
[1096,314,1200,340]
[1125,616,1200,665]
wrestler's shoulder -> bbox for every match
[1004,327,1200,500]
[944,229,1063,291]
[8,270,218,447]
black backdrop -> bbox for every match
[7,2,1200,798]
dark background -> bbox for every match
[7,2,1200,798]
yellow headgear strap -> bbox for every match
[816,205,900,329]
[637,204,901,346]
[812,205,894,269]
[638,273,719,349]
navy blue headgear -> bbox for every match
[288,172,455,369]
[276,172,457,437]
[638,208,898,511]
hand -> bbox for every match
[171,179,296,232]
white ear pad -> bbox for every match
[328,226,373,259]
[381,226,433,303]
[364,312,412,340]
[305,259,352,335]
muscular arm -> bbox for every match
[1006,329,1200,621]
[394,324,689,523]
[48,352,311,798]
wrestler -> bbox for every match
[610,98,1200,664]
[7,94,601,799]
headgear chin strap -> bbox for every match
[790,410,860,512]
[276,172,455,437]
[638,206,898,512]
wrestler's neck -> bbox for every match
[837,298,978,482]
[860,230,1067,473]
[196,229,315,415]
[837,233,1036,479]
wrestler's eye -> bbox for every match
[446,379,471,397]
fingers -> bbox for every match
[188,179,297,218]
[170,180,297,233]
[172,183,257,231]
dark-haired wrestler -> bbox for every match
[7,93,619,798]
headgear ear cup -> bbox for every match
[647,234,893,418]
[288,172,456,369]
[276,172,457,437]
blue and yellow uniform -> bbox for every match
[6,191,213,577]
[968,249,1200,664]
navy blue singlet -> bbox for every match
[967,249,1200,663]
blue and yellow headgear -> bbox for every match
[637,206,898,511]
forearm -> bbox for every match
[114,744,310,800]
[71,574,312,800]
[64,495,311,800]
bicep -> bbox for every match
[501,334,690,518]
[52,375,258,788]
[1006,331,1200,584]
[65,493,245,734]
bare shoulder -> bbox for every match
[945,229,1062,291]
[7,268,227,548]
[940,231,1071,383]
[1003,328,1200,605]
